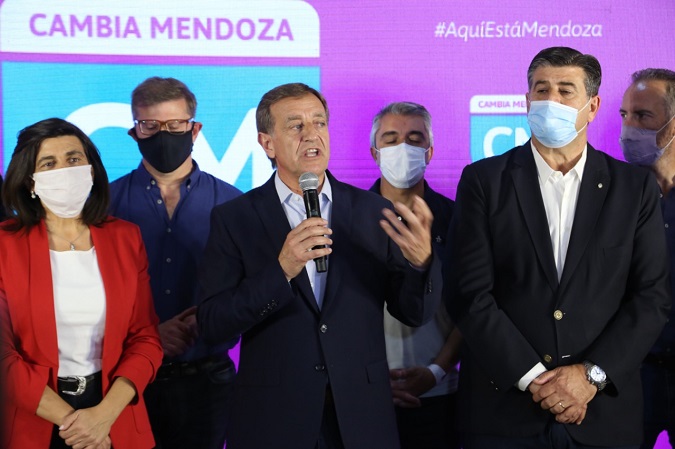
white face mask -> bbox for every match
[527,99,591,148]
[32,165,93,218]
[376,143,428,189]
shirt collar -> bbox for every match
[274,171,333,205]
[530,141,587,183]
[135,160,201,187]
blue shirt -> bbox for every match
[109,162,242,362]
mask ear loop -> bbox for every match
[575,97,594,135]
[656,115,675,151]
[657,114,675,133]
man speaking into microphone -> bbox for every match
[197,83,441,449]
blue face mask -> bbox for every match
[527,99,591,148]
[620,115,675,167]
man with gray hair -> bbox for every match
[619,68,675,449]
[369,101,460,449]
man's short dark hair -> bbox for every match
[631,68,675,118]
[132,77,197,118]
[256,83,329,168]
[527,46,602,98]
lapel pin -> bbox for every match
[597,183,603,189]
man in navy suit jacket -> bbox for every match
[445,47,671,448]
[197,83,441,449]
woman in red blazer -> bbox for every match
[0,118,163,449]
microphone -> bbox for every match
[299,172,327,273]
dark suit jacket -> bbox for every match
[445,142,670,446]
[0,218,163,449]
[197,171,441,449]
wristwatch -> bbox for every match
[583,361,608,391]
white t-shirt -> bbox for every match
[50,247,106,377]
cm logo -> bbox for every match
[469,95,530,162]
[469,115,530,162]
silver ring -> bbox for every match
[558,401,565,410]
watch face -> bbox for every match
[590,365,606,382]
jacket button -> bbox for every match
[544,354,553,363]
[553,310,564,320]
[314,364,326,371]
[320,324,328,333]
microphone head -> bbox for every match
[299,172,320,192]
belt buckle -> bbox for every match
[61,376,87,396]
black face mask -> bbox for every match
[137,131,193,173]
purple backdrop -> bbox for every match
[1,1,674,446]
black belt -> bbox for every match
[57,371,101,396]
[156,355,230,380]
[644,353,675,370]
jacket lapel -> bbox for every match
[28,222,59,367]
[559,146,610,290]
[320,172,348,314]
[511,144,559,292]
[252,174,319,314]
[90,223,123,378]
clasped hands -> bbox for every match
[528,364,598,425]
[59,406,113,449]
[278,196,433,280]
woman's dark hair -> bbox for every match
[1,118,109,232]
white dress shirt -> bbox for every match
[275,173,332,308]
[517,143,587,391]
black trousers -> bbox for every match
[395,393,459,449]
[464,421,639,449]
[144,356,235,449]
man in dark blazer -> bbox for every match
[197,83,441,449]
[445,47,671,448]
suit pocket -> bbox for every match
[366,359,389,384]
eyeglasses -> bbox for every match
[134,119,195,136]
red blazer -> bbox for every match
[0,218,163,449]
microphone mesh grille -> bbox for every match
[299,172,320,191]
